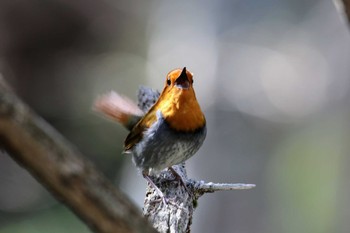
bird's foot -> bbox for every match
[143,172,169,206]
[168,166,189,193]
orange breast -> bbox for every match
[155,89,205,132]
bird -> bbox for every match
[94,67,206,201]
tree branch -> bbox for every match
[142,163,255,233]
[0,75,157,233]
[334,0,350,23]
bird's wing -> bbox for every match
[137,86,160,113]
[124,108,157,151]
[125,86,160,151]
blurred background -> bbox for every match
[0,0,350,232]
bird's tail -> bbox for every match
[94,91,143,130]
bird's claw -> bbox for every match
[168,167,189,193]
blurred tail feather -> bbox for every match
[94,91,143,130]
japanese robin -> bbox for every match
[95,67,206,199]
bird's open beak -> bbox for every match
[175,67,190,89]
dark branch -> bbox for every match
[0,75,157,233]
[335,0,350,23]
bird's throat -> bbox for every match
[158,90,205,132]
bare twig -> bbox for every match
[0,75,157,233]
[193,181,256,192]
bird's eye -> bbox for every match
[167,79,171,86]
[191,79,194,84]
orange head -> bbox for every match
[164,67,193,90]
[122,67,206,151]
[152,67,206,132]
